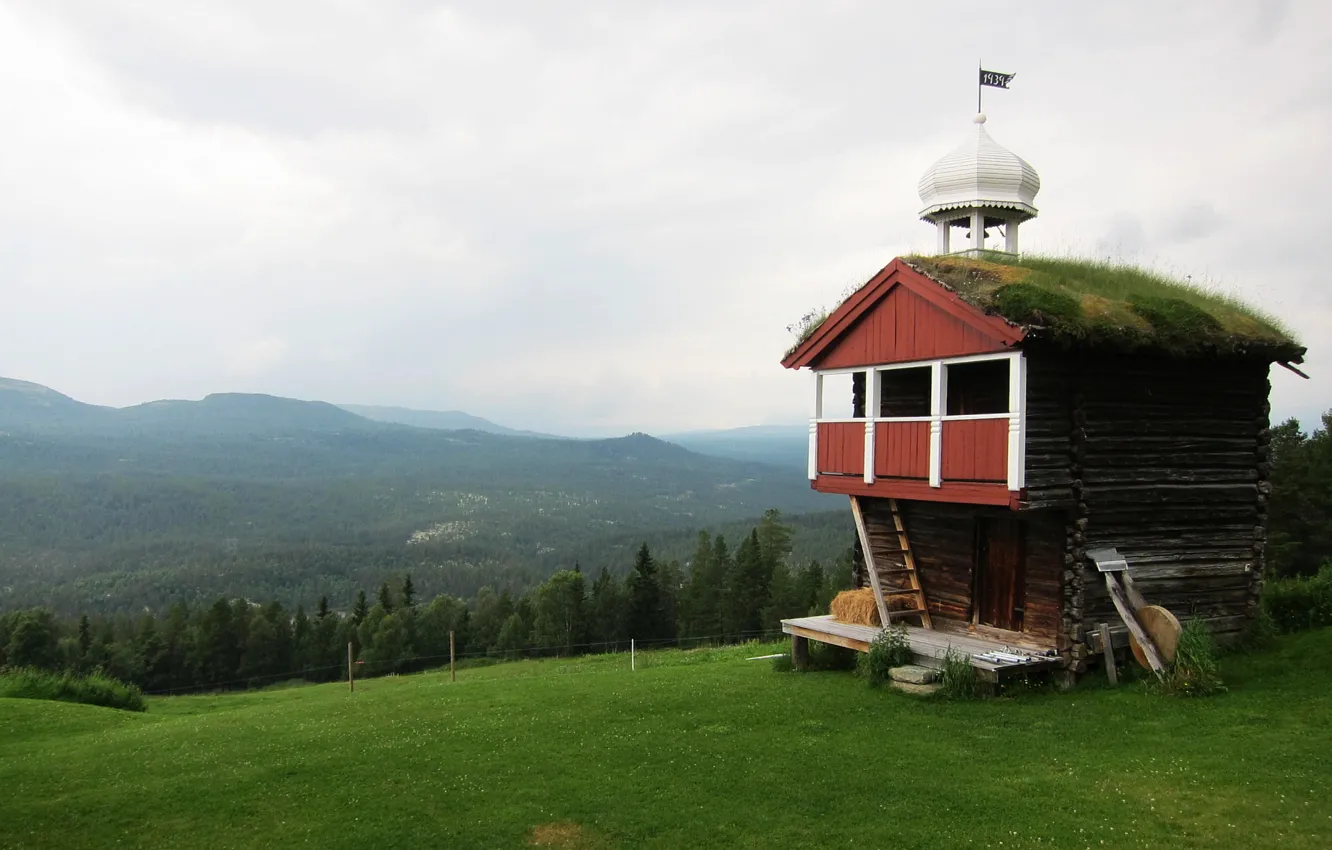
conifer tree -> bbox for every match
[77,614,92,660]
[316,596,330,621]
[378,581,394,613]
[402,575,415,608]
[589,568,626,649]
[351,590,369,627]
[626,543,665,641]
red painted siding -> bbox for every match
[874,421,929,479]
[816,422,863,476]
[815,283,1009,369]
[941,419,1008,482]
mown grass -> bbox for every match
[2,633,1331,849]
[905,254,1301,356]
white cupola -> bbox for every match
[917,113,1040,256]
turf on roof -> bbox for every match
[900,254,1303,360]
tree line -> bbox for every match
[0,510,852,692]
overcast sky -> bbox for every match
[1,1,1328,436]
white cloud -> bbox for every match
[0,0,1328,433]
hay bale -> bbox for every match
[830,589,880,626]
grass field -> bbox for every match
[3,632,1331,849]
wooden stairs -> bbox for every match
[850,496,932,629]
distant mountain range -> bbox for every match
[337,404,551,438]
[662,425,808,470]
[0,376,834,613]
[0,377,808,469]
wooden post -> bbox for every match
[1098,623,1117,685]
[347,641,354,693]
[791,634,809,672]
[449,630,456,682]
[631,639,635,672]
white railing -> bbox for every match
[808,352,1025,491]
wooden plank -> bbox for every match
[1099,622,1118,685]
[814,475,1013,506]
[782,622,869,653]
[1104,573,1164,674]
[1120,572,1148,611]
[849,496,891,628]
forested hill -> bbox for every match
[0,379,842,615]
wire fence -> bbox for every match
[143,628,793,696]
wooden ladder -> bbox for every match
[850,496,933,629]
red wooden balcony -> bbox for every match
[806,354,1024,507]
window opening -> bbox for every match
[818,372,862,419]
[879,367,931,418]
[946,360,1009,416]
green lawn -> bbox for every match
[3,633,1331,849]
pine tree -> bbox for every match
[756,509,794,571]
[796,560,826,616]
[316,596,330,621]
[681,531,718,638]
[626,542,664,641]
[292,605,311,674]
[351,590,369,627]
[726,530,771,637]
[589,568,626,649]
[710,535,735,638]
[77,614,92,660]
[401,575,415,609]
[378,582,394,613]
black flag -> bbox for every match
[979,69,1015,89]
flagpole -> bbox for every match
[977,59,982,113]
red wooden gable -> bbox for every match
[782,259,1025,370]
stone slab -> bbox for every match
[891,681,942,697]
[889,664,940,685]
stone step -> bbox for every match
[891,681,942,697]
[888,664,940,685]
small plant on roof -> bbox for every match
[784,306,830,358]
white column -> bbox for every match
[808,372,823,481]
[1006,353,1026,491]
[863,369,879,485]
[929,361,945,488]
[936,220,951,255]
[1005,218,1019,254]
[970,209,985,253]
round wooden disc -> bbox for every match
[1130,605,1182,668]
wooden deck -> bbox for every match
[781,615,1062,683]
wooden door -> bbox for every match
[975,519,1025,631]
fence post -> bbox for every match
[347,641,354,693]
[449,630,456,683]
[631,638,635,672]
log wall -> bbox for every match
[1046,352,1272,672]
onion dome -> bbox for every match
[917,113,1040,223]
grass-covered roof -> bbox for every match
[902,254,1304,361]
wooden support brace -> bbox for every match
[1104,573,1164,674]
[849,496,891,628]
